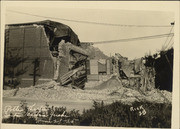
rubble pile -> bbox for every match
[94,76,122,91]
[84,75,115,90]
[3,80,172,104]
[3,81,111,101]
[111,88,172,104]
[84,81,102,89]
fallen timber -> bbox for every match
[52,42,89,89]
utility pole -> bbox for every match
[171,22,175,26]
[29,58,41,86]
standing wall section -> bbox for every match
[90,59,98,74]
[57,44,70,81]
[106,59,111,75]
[87,59,99,81]
[5,25,54,87]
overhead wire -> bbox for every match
[165,35,174,50]
[156,23,174,71]
[167,42,174,49]
[7,10,175,50]
[162,24,174,50]
[7,10,172,28]
[6,9,175,69]
[163,24,174,51]
[90,33,174,44]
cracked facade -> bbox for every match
[4,20,89,88]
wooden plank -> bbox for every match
[60,66,84,85]
[61,66,83,80]
[61,78,71,85]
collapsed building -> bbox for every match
[112,49,173,92]
[113,53,155,91]
[4,20,173,92]
[4,20,89,89]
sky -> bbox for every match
[3,2,174,60]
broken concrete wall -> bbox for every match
[4,20,88,88]
[8,20,80,47]
[98,59,107,74]
[4,25,54,87]
[89,59,112,75]
[54,42,70,81]
[114,54,155,91]
[50,42,89,88]
[86,58,113,82]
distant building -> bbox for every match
[80,42,113,81]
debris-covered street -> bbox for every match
[3,77,172,113]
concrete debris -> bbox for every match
[3,80,172,104]
[93,76,122,91]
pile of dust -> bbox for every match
[3,89,17,97]
[93,76,122,91]
[84,75,112,90]
[108,87,143,105]
[142,89,172,103]
[84,81,102,89]
[3,81,59,99]
[109,87,172,104]
[3,81,113,101]
[160,90,172,102]
[3,80,172,104]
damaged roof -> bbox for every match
[7,20,80,46]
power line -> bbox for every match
[165,36,174,50]
[166,35,174,48]
[163,22,174,50]
[168,42,174,49]
[7,10,172,28]
[162,25,174,50]
[90,33,174,44]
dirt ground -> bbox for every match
[3,78,172,116]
